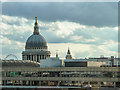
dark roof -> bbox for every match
[2,60,40,67]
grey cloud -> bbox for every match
[2,42,23,59]
[3,31,30,43]
[2,15,117,46]
[2,47,22,59]
[41,31,69,43]
[2,2,118,27]
[1,12,118,60]
[41,28,117,45]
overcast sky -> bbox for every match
[1,2,118,60]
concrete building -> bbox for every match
[2,60,120,89]
[40,57,62,67]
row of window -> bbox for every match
[26,47,47,49]
[2,71,120,78]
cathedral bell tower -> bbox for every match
[65,48,72,59]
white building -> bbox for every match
[40,57,62,67]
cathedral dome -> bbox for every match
[25,34,47,49]
[25,17,47,49]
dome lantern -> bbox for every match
[33,17,39,35]
[67,48,71,54]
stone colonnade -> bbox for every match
[22,55,50,62]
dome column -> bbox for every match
[38,55,40,62]
[27,55,28,60]
[37,55,39,62]
[30,55,32,61]
[32,55,33,61]
[42,55,44,59]
[22,55,24,60]
[33,55,35,63]
[24,55,26,60]
[34,55,37,62]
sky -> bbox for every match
[0,2,118,60]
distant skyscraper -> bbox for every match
[22,17,50,62]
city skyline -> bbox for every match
[1,2,118,59]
